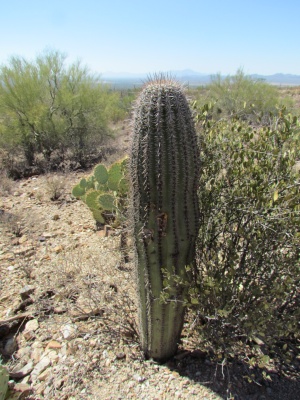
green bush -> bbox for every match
[0,50,120,170]
[195,69,293,124]
[189,103,300,366]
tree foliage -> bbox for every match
[0,50,125,171]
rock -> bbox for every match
[4,336,17,356]
[19,235,28,244]
[35,382,45,395]
[31,347,44,364]
[31,356,51,383]
[10,361,33,379]
[13,383,33,397]
[52,214,60,221]
[60,323,78,340]
[25,319,39,331]
[41,232,53,239]
[14,246,35,256]
[45,340,62,350]
[133,374,146,383]
[16,346,31,360]
[98,225,113,237]
[1,253,15,261]
[46,350,59,363]
[53,245,63,254]
[19,285,35,300]
[23,319,39,340]
[38,367,51,381]
[115,352,126,360]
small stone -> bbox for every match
[1,254,15,261]
[46,350,59,363]
[31,347,44,363]
[16,346,31,360]
[42,232,53,238]
[60,323,77,339]
[35,382,45,395]
[133,374,146,383]
[13,383,33,397]
[52,214,60,221]
[38,367,51,381]
[53,245,63,254]
[31,356,51,382]
[19,235,28,244]
[20,285,35,300]
[38,236,46,242]
[10,361,34,379]
[32,340,43,349]
[46,340,62,350]
[115,352,126,360]
[102,350,108,359]
[24,319,39,339]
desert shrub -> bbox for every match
[0,50,117,171]
[196,69,293,124]
[189,103,300,365]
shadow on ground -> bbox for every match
[164,351,300,400]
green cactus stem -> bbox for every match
[0,365,8,400]
[94,164,109,185]
[130,76,200,361]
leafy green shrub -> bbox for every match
[0,50,118,169]
[196,69,293,124]
[190,103,300,364]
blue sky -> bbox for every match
[1,0,299,76]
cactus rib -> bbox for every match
[130,77,200,360]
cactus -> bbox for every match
[0,365,8,400]
[72,158,129,226]
[94,164,109,185]
[130,77,200,361]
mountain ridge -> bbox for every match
[102,70,300,88]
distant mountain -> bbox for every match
[101,70,300,89]
[251,73,300,85]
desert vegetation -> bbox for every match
[0,62,299,399]
[0,50,134,177]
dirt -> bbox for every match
[0,168,299,399]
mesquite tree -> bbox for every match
[130,77,200,360]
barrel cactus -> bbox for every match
[130,76,200,360]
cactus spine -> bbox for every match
[130,77,200,360]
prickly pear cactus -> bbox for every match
[72,158,129,226]
[0,365,8,400]
[130,77,200,360]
